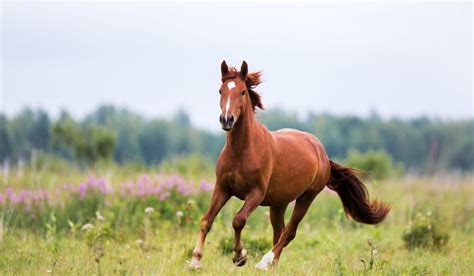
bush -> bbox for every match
[218,236,272,256]
[344,149,403,179]
[402,211,449,250]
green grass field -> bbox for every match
[0,165,473,275]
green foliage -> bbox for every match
[0,115,12,159]
[0,166,472,274]
[359,238,389,272]
[344,149,403,179]
[1,108,51,160]
[218,236,272,256]
[51,115,116,165]
[334,255,346,276]
[0,105,473,173]
[258,108,308,131]
[158,154,214,178]
[403,211,450,251]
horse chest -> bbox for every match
[221,166,261,199]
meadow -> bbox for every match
[0,159,473,275]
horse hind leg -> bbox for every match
[270,204,288,246]
[256,188,320,270]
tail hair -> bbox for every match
[327,160,390,224]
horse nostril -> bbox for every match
[219,115,224,123]
[228,116,234,124]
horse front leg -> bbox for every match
[232,189,265,266]
[189,187,230,269]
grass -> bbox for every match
[1,222,472,275]
[0,164,473,275]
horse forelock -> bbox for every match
[221,68,264,112]
[221,67,239,82]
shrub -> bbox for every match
[344,149,403,179]
[402,211,449,250]
[218,236,272,256]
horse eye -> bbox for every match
[241,90,246,96]
[219,89,222,95]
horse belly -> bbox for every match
[261,147,319,206]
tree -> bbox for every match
[0,114,12,160]
[51,117,116,165]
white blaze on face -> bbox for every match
[225,81,235,118]
[225,96,231,117]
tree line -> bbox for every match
[0,105,472,172]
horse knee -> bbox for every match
[232,214,247,231]
[287,231,296,241]
[199,218,212,233]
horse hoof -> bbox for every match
[234,257,247,267]
[233,249,248,267]
[188,258,202,270]
[255,250,275,270]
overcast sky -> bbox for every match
[1,1,472,131]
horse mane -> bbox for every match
[222,67,264,112]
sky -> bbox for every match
[1,1,472,131]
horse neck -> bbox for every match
[226,105,262,153]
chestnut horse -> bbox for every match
[189,61,390,270]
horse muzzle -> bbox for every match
[219,115,235,131]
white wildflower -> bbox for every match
[96,211,104,221]
[176,211,184,217]
[136,239,144,247]
[145,207,154,215]
[81,223,95,231]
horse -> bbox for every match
[189,61,390,270]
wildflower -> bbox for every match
[96,211,104,221]
[46,269,52,273]
[176,211,184,217]
[145,207,154,214]
[136,239,144,247]
[63,183,75,191]
[159,192,170,201]
[77,183,88,198]
[367,238,374,247]
[199,180,214,192]
[81,223,95,231]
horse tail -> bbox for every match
[326,160,390,225]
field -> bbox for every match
[0,162,473,275]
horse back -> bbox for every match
[261,128,330,205]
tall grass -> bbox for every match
[0,159,472,274]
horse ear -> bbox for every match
[240,61,248,79]
[221,60,229,76]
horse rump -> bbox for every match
[326,160,390,224]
